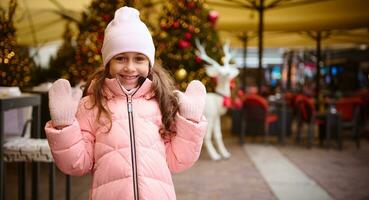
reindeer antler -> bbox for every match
[195,38,220,67]
[222,40,233,67]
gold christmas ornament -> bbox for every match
[175,68,187,80]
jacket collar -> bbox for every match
[88,77,154,100]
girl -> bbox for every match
[45,6,207,200]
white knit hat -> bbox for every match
[101,7,155,67]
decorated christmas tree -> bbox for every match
[67,0,127,85]
[0,0,37,87]
[48,22,77,82]
[155,0,223,90]
[50,0,157,86]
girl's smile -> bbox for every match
[109,52,150,90]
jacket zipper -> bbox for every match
[116,78,140,200]
[127,95,139,200]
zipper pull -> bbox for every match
[128,96,133,113]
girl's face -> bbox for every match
[109,52,150,90]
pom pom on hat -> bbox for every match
[101,7,155,67]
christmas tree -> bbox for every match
[134,0,156,29]
[48,22,77,82]
[155,0,223,90]
[68,0,127,85]
[0,0,37,87]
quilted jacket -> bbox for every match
[45,78,207,200]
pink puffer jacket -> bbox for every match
[45,78,207,200]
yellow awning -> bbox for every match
[210,0,369,31]
[1,0,368,48]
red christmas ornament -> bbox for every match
[184,32,192,40]
[223,96,232,108]
[195,56,203,63]
[172,21,180,29]
[178,39,191,49]
[208,10,219,25]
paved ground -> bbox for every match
[173,137,275,200]
[3,116,369,200]
[245,144,332,200]
[277,143,369,200]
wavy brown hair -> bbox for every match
[82,64,179,140]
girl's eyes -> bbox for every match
[113,56,146,62]
[134,56,146,62]
[114,56,127,62]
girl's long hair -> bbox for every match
[82,64,179,140]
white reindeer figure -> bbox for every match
[195,39,239,160]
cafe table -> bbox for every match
[0,93,41,200]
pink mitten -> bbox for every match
[48,79,82,127]
[175,80,206,122]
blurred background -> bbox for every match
[1,0,369,199]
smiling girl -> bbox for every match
[45,6,207,200]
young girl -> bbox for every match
[45,6,207,200]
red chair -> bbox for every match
[295,94,325,148]
[335,96,363,149]
[240,94,278,143]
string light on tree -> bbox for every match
[0,0,36,87]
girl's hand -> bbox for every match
[175,80,206,122]
[48,79,82,127]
